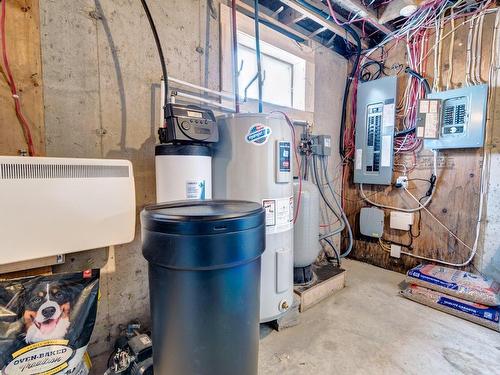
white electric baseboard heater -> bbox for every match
[0,156,136,265]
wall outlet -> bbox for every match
[395,176,408,188]
[390,211,414,231]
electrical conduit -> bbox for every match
[254,0,263,113]
[232,0,240,113]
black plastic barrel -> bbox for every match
[141,200,265,375]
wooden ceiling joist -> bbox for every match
[379,0,420,24]
[237,1,309,42]
[279,0,368,48]
[330,0,392,34]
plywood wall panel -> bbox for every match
[0,0,44,155]
[343,13,497,273]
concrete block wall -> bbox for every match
[39,0,347,372]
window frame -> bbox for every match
[220,3,315,113]
[237,35,297,108]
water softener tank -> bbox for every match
[155,144,212,202]
[293,179,321,284]
[141,200,265,375]
[213,113,294,322]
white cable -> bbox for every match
[418,28,426,73]
[475,12,485,84]
[372,3,495,267]
[446,13,455,90]
[404,189,476,252]
[417,7,498,67]
[433,15,444,91]
[472,16,479,84]
[466,17,474,86]
[320,156,353,258]
[488,10,500,86]
[317,156,343,236]
[402,185,482,267]
[471,13,482,84]
[360,150,438,213]
[477,8,500,270]
[381,6,500,267]
[394,134,409,154]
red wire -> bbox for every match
[325,0,366,26]
[1,0,36,156]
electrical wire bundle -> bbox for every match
[300,150,353,266]
[334,0,499,267]
[317,155,353,262]
[342,0,495,159]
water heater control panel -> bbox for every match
[276,141,291,183]
[159,103,219,144]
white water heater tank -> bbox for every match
[155,144,212,203]
[293,180,320,268]
[213,113,294,322]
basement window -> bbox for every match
[237,31,306,110]
[220,3,314,112]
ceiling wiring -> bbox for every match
[446,12,455,90]
[361,3,499,268]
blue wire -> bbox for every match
[254,0,263,113]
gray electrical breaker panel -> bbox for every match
[354,76,398,185]
[424,84,488,150]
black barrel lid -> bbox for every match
[141,200,264,235]
[155,144,212,157]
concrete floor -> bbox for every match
[258,260,500,375]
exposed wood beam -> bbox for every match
[379,0,420,24]
[237,1,309,42]
[309,26,328,39]
[326,34,337,46]
[279,7,308,25]
[279,0,368,48]
[329,0,392,34]
[300,0,366,42]
[271,6,285,17]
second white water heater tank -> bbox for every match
[213,113,294,322]
[155,144,212,203]
[293,179,321,268]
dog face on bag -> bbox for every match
[23,282,72,343]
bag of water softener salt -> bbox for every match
[406,264,500,306]
[401,284,500,332]
[0,270,99,375]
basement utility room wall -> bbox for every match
[37,0,347,372]
[342,11,500,278]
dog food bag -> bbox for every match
[406,264,500,306]
[0,269,99,375]
[401,284,500,332]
